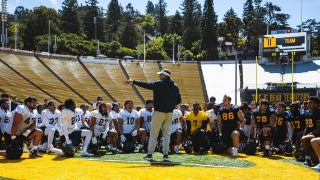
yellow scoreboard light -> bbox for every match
[263,37,276,48]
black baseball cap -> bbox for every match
[97,96,103,101]
[210,96,216,101]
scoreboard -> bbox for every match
[262,32,307,57]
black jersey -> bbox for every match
[275,110,290,135]
[244,112,252,125]
[304,108,320,134]
[288,110,306,133]
[252,108,276,129]
[218,105,240,131]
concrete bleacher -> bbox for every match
[161,63,206,106]
[40,58,93,105]
[0,54,48,100]
[122,62,153,101]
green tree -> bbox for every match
[155,0,168,35]
[60,0,81,35]
[180,0,201,49]
[120,11,139,49]
[82,0,101,40]
[141,14,156,36]
[242,0,254,45]
[223,8,242,44]
[106,0,121,41]
[200,0,218,60]
[145,0,155,17]
[20,6,60,50]
[169,11,183,36]
[14,6,30,22]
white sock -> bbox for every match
[31,146,38,151]
[265,145,270,150]
[48,129,55,147]
[175,145,179,151]
[51,147,64,156]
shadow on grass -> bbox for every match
[0,158,27,163]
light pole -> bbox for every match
[219,42,222,60]
[48,20,50,54]
[301,0,303,32]
[177,44,180,62]
[53,35,57,54]
[172,35,175,63]
[1,0,7,49]
[144,30,146,63]
[14,15,17,51]
[94,17,97,40]
[235,51,238,105]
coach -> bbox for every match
[123,69,181,161]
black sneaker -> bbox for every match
[143,154,153,161]
[163,154,170,162]
[29,150,43,158]
[263,149,271,157]
[199,148,204,155]
[304,159,312,166]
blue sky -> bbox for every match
[7,0,319,28]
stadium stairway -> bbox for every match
[0,53,48,100]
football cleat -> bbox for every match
[143,154,153,161]
[163,155,170,162]
[81,151,94,157]
[29,150,43,158]
[139,148,146,153]
[304,159,312,166]
[46,144,54,154]
[232,148,238,157]
[263,149,271,157]
[311,164,320,170]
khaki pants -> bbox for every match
[148,111,173,155]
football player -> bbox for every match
[240,102,252,140]
[301,96,320,166]
[170,107,185,153]
[273,102,290,153]
[5,96,43,158]
[217,95,245,156]
[61,98,93,157]
[39,100,62,153]
[118,100,147,153]
[110,102,121,131]
[35,104,45,128]
[0,99,12,149]
[80,104,91,125]
[140,99,154,136]
[90,102,119,154]
[186,102,209,155]
[287,102,305,148]
[250,99,276,157]
[75,106,90,130]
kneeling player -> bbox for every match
[53,98,94,157]
[38,100,62,153]
[118,100,147,153]
[90,102,119,154]
[5,97,43,158]
[170,108,185,153]
[186,102,209,155]
[250,99,276,157]
[217,95,245,156]
[287,102,305,148]
[0,99,12,150]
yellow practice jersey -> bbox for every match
[186,111,208,134]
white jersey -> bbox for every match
[75,108,84,128]
[40,109,62,129]
[139,108,154,133]
[83,111,91,124]
[90,110,112,137]
[5,105,37,135]
[171,109,183,133]
[35,113,42,128]
[0,108,12,133]
[118,109,139,134]
[62,108,77,135]
[207,109,217,123]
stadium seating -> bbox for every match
[0,53,48,100]
[122,62,153,101]
[84,62,142,106]
[39,57,100,105]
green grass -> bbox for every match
[0,177,14,180]
[76,149,255,168]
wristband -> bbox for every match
[11,136,16,140]
[219,133,222,136]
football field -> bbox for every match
[0,152,319,180]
